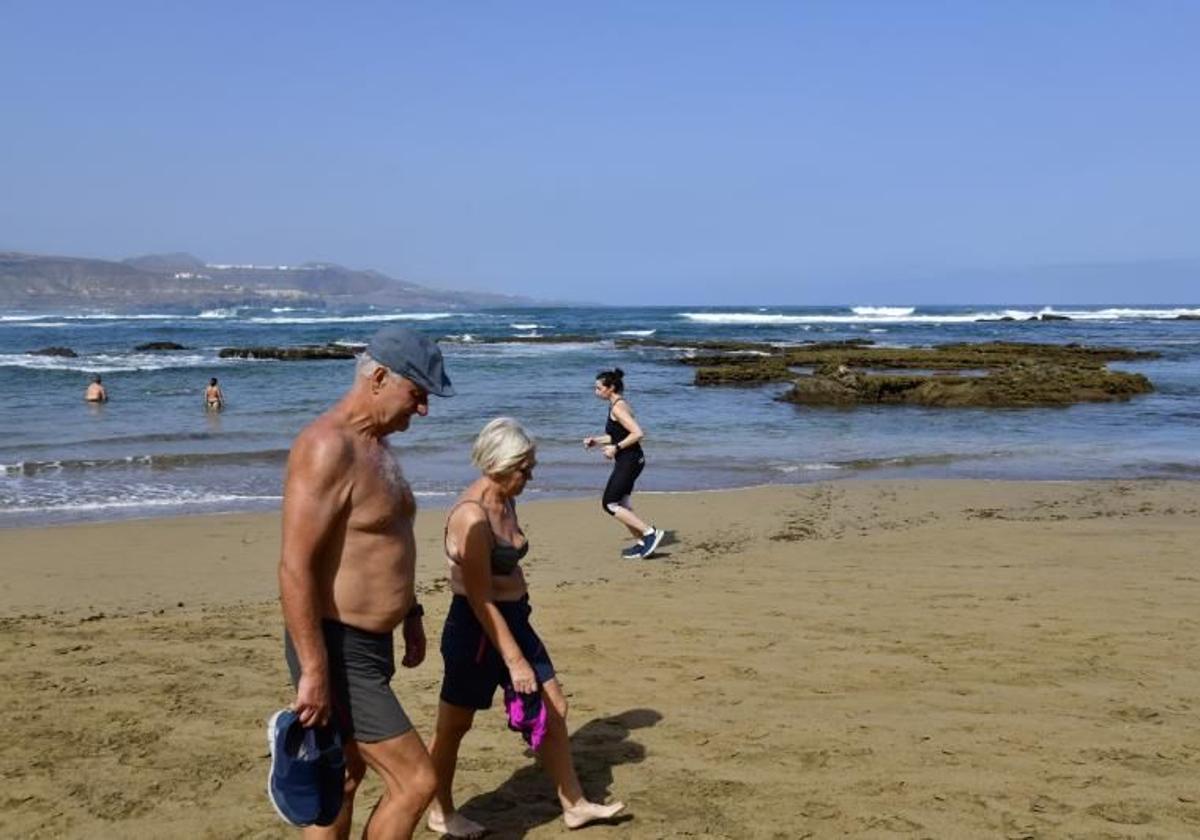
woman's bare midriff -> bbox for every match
[448,561,528,602]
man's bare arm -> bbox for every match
[278,427,352,726]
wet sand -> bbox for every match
[2,479,1200,838]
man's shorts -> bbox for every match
[284,619,413,743]
[440,594,556,710]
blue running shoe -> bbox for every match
[621,543,644,559]
[267,709,345,827]
[640,527,665,558]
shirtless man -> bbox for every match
[279,325,455,839]
[84,375,107,402]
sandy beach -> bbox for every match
[3,479,1200,838]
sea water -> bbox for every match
[1,304,1197,525]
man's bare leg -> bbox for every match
[356,729,437,840]
[537,680,625,829]
[300,742,365,840]
[427,701,485,838]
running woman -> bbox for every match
[583,368,666,558]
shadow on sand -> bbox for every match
[453,707,661,838]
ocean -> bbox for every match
[2,304,1198,526]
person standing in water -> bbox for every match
[85,375,108,403]
[205,377,225,410]
[583,368,665,559]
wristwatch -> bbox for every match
[405,602,424,621]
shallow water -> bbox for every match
[1,304,1197,525]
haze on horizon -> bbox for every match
[2,2,1197,305]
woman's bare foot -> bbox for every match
[427,807,486,839]
[563,799,626,829]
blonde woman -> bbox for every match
[426,418,625,838]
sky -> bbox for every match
[2,1,1198,304]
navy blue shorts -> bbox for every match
[440,594,556,710]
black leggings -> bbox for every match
[602,450,645,514]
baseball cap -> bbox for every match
[366,325,455,397]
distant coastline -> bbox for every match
[0,250,543,311]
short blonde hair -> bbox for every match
[472,417,536,477]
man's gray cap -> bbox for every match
[366,325,455,397]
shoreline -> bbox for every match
[5,469,1200,531]
[3,478,1200,837]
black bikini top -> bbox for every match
[445,499,529,576]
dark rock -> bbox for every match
[779,363,1153,408]
[218,344,362,361]
[27,346,77,357]
[1175,314,1200,320]
[1038,313,1072,321]
[135,341,188,351]
[689,340,1155,377]
[694,358,795,385]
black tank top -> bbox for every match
[445,499,528,575]
[605,399,642,456]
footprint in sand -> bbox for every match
[1085,801,1153,825]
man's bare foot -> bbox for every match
[563,799,626,829]
[427,808,486,838]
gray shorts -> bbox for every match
[285,619,413,743]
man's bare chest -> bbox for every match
[349,447,416,534]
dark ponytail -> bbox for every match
[596,367,625,394]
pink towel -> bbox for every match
[503,686,548,751]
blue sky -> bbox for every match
[2,2,1197,304]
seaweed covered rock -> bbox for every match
[780,363,1152,408]
[218,344,362,360]
[693,357,795,385]
[659,337,1158,408]
[135,341,187,351]
[27,346,77,357]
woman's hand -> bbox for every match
[507,656,537,694]
[603,444,617,460]
[583,436,596,449]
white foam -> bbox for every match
[248,312,459,324]
[679,311,982,325]
[680,307,1200,325]
[510,323,548,330]
[775,463,843,473]
[198,308,238,319]
[851,306,916,317]
[616,329,657,336]
[0,492,283,515]
[1045,307,1200,320]
[0,352,217,373]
